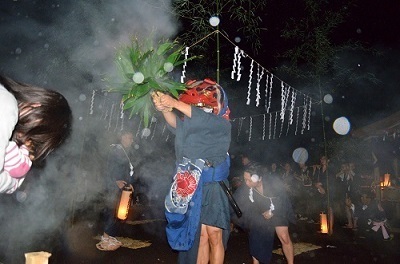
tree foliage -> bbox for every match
[172,0,267,54]
[278,0,379,89]
[277,0,382,158]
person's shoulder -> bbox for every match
[0,85,18,130]
[0,84,18,110]
[191,107,230,126]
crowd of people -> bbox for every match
[229,152,391,244]
[2,74,393,264]
[93,77,392,263]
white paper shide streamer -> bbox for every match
[231,46,239,80]
[89,90,96,115]
[255,65,263,107]
[302,96,308,134]
[236,49,245,81]
[180,47,189,83]
[289,90,297,125]
[246,59,254,105]
[248,116,253,141]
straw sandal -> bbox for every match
[96,235,122,251]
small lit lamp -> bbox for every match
[383,173,391,187]
[380,173,391,189]
[25,251,51,264]
[320,212,328,234]
[116,184,133,220]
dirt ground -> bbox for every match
[1,203,399,264]
[45,205,400,264]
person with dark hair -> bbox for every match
[281,162,296,198]
[232,162,296,264]
[353,191,389,240]
[312,155,335,233]
[152,78,231,264]
[240,153,253,167]
[0,75,72,193]
[293,162,313,221]
[97,130,135,251]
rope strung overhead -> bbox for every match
[86,30,318,142]
[178,30,317,141]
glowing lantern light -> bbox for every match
[116,185,133,220]
[25,251,51,264]
[381,173,391,188]
[320,213,328,234]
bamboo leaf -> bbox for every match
[123,97,137,110]
[108,37,198,127]
[156,41,174,56]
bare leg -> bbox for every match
[252,256,260,264]
[275,226,294,264]
[196,224,225,264]
[207,225,224,264]
[197,224,210,264]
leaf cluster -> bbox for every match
[108,37,198,127]
[173,0,267,54]
[279,0,352,79]
[277,0,379,95]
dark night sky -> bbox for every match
[262,0,400,127]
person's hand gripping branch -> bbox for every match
[151,90,192,129]
[151,91,173,112]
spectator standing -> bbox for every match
[232,162,296,264]
[293,162,313,221]
[312,156,334,234]
[96,130,135,251]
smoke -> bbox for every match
[0,0,178,261]
[1,1,400,262]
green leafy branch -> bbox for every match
[107,37,200,127]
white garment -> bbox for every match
[0,84,24,193]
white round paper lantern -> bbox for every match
[133,72,145,84]
[333,116,351,135]
[209,16,220,27]
[292,147,309,164]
